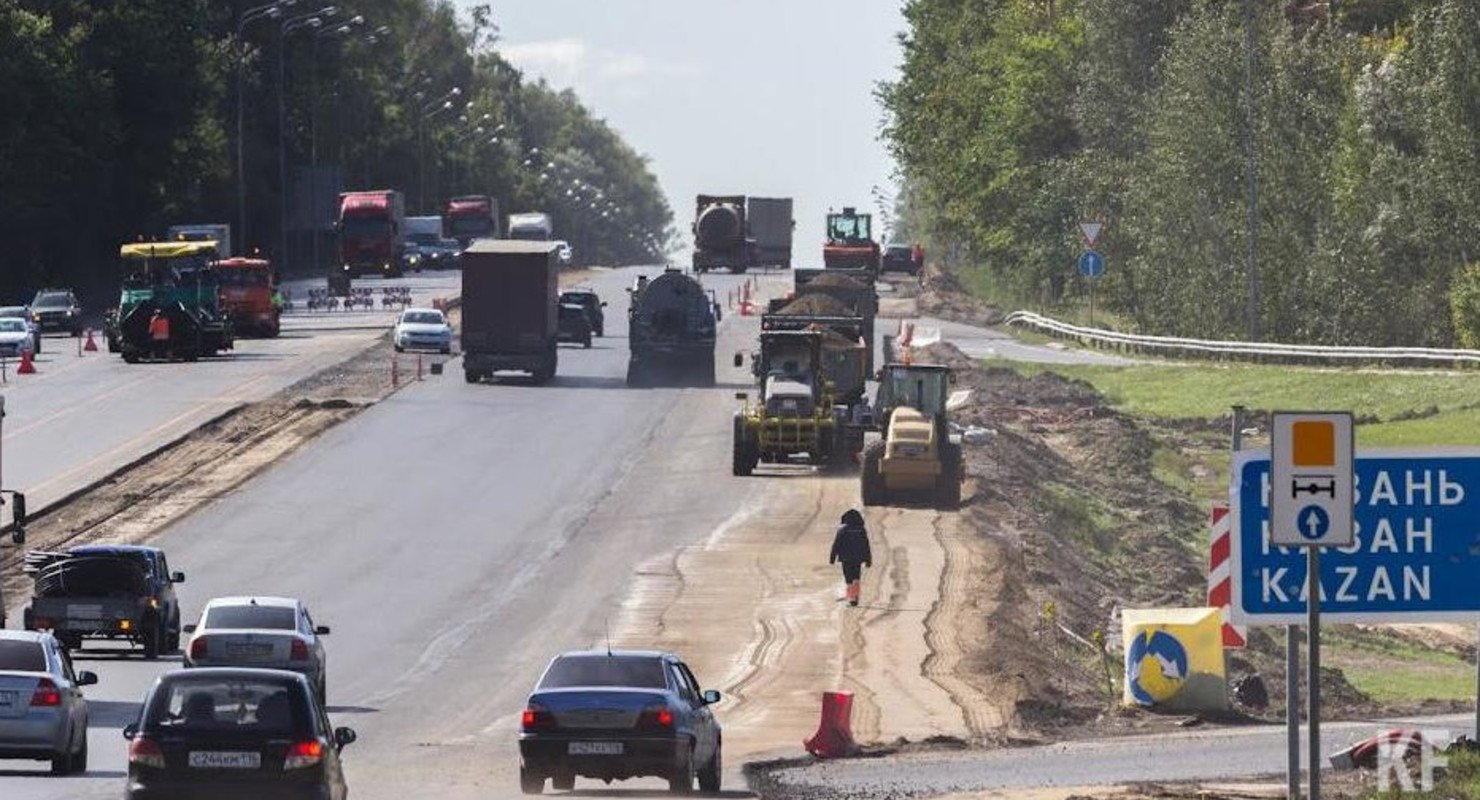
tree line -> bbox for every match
[0,0,672,306]
[881,0,1480,346]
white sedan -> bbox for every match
[183,596,332,701]
[0,318,36,359]
[393,308,453,354]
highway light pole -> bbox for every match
[416,88,462,213]
[308,17,364,274]
[279,7,336,272]
[235,0,295,250]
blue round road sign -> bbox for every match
[1078,250,1105,278]
[1297,504,1330,541]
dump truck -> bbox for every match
[444,195,501,245]
[788,270,879,373]
[460,240,560,384]
[336,189,407,285]
[732,330,859,475]
[748,197,794,270]
[861,363,963,509]
[23,545,187,658]
[626,269,718,387]
[823,207,880,276]
[114,240,234,362]
[692,194,751,274]
[213,256,280,337]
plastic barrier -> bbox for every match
[1121,607,1227,712]
[803,690,860,759]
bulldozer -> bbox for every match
[732,330,860,476]
[861,363,963,509]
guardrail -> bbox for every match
[1004,310,1480,368]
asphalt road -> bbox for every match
[0,267,768,799]
[765,712,1478,797]
[0,273,461,511]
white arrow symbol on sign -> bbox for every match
[1079,222,1104,247]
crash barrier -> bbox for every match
[803,690,860,759]
[1006,310,1480,367]
[1121,608,1228,712]
[294,287,414,313]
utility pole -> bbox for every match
[1242,0,1260,341]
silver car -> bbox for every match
[0,306,40,354]
[0,630,96,774]
[184,597,332,701]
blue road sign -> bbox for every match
[1231,450,1480,624]
[1078,250,1105,278]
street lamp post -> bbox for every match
[416,88,462,213]
[308,17,363,274]
[278,6,336,272]
[235,0,296,251]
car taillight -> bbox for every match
[521,705,554,731]
[284,740,324,770]
[129,737,166,769]
[30,678,61,707]
[636,706,674,730]
[189,636,207,661]
[291,639,309,661]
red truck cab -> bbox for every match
[213,257,280,337]
[444,195,501,247]
[337,190,406,279]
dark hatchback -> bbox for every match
[124,668,355,800]
[29,289,83,335]
[881,242,918,274]
[519,650,722,795]
[558,290,606,337]
[557,304,593,349]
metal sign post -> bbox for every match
[1077,250,1105,327]
[1269,411,1354,800]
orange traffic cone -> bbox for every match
[17,350,36,374]
[83,329,98,352]
[804,691,860,759]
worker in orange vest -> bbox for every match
[910,243,925,272]
[148,309,171,358]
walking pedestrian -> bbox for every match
[829,509,872,607]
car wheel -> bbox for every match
[668,743,695,794]
[520,766,544,795]
[582,336,591,349]
[143,620,162,660]
[698,742,721,793]
[464,370,480,384]
[551,773,575,792]
[441,346,451,355]
[317,676,328,706]
[71,734,88,774]
[394,344,404,353]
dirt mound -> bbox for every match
[805,272,868,290]
[917,263,1004,327]
[777,293,853,316]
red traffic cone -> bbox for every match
[83,329,98,352]
[17,350,37,374]
[803,691,859,759]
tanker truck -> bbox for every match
[691,194,752,274]
[626,268,719,387]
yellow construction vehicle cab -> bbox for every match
[861,363,962,508]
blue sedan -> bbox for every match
[518,650,722,794]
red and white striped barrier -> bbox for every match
[1208,505,1247,648]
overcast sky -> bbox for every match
[457,1,906,262]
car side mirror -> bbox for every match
[334,727,357,749]
[123,723,139,740]
[733,353,743,368]
[171,571,186,584]
[183,624,197,634]
[713,304,722,321]
[314,625,331,635]
[77,671,99,687]
[702,689,721,705]
[600,302,608,307]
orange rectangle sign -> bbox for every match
[1292,421,1336,467]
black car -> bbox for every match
[519,650,722,795]
[559,290,606,337]
[881,242,917,274]
[23,545,186,658]
[125,668,356,800]
[557,303,593,349]
[29,289,83,335]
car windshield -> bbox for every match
[0,307,27,318]
[407,233,439,245]
[0,641,47,672]
[146,677,308,734]
[401,312,445,325]
[204,605,297,630]
[446,218,492,237]
[341,217,392,238]
[32,293,70,308]
[883,369,948,416]
[216,269,269,287]
[539,655,668,689]
[0,319,25,333]
[561,293,594,306]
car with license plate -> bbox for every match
[881,242,918,274]
[393,307,452,354]
[0,318,36,358]
[558,290,606,337]
[124,667,356,800]
[23,545,187,658]
[184,597,332,702]
[518,650,722,795]
[557,303,593,349]
[29,289,83,336]
[0,306,41,354]
[0,630,97,774]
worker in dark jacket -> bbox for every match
[829,509,872,607]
